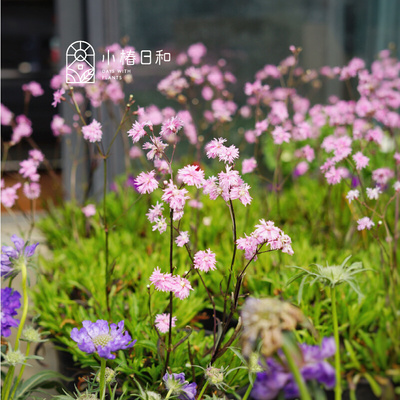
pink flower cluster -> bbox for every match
[150,267,193,300]
[193,249,217,273]
[237,219,294,260]
[82,119,103,143]
[205,138,239,164]
[155,313,177,333]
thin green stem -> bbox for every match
[9,343,31,400]
[331,286,342,400]
[197,380,209,400]
[164,388,173,400]
[282,343,312,400]
[99,358,107,400]
[14,263,28,350]
[3,366,15,400]
[242,378,254,400]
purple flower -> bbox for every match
[70,320,136,359]
[1,234,39,278]
[252,337,336,400]
[0,287,21,337]
[163,372,197,400]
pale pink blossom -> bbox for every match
[194,249,217,272]
[154,159,171,174]
[11,116,32,144]
[366,187,381,200]
[22,81,44,97]
[1,104,13,125]
[23,182,41,200]
[187,43,207,64]
[205,138,227,159]
[162,180,190,211]
[294,161,309,177]
[346,190,359,203]
[152,216,168,234]
[219,145,239,164]
[357,217,375,231]
[155,313,177,333]
[129,146,143,159]
[19,159,39,182]
[325,167,342,185]
[372,168,394,185]
[178,165,205,188]
[160,116,184,139]
[393,181,400,192]
[146,202,164,223]
[29,149,44,163]
[150,267,175,292]
[128,121,152,143]
[271,126,290,145]
[394,153,400,164]
[82,204,96,217]
[352,152,369,170]
[82,119,103,143]
[105,81,124,104]
[173,276,193,300]
[143,137,168,160]
[52,88,65,108]
[202,176,221,200]
[175,231,189,247]
[242,157,257,174]
[202,86,214,101]
[51,115,71,136]
[1,183,21,208]
[230,183,252,206]
[254,220,281,242]
[135,170,159,194]
[236,234,259,261]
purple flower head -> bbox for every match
[1,287,21,337]
[70,319,136,359]
[125,175,140,193]
[163,372,197,400]
[252,338,336,400]
[1,234,39,278]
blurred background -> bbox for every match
[1,0,400,204]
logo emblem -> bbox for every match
[66,41,95,84]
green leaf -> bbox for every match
[363,373,382,397]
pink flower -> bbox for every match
[194,249,217,272]
[352,152,369,170]
[188,199,203,209]
[52,88,65,108]
[150,267,175,292]
[175,231,189,247]
[1,104,13,125]
[357,217,375,231]
[394,153,400,164]
[372,168,394,185]
[202,176,221,200]
[105,82,124,104]
[294,161,309,177]
[23,182,41,200]
[1,183,21,208]
[29,150,44,163]
[19,159,39,182]
[219,145,239,164]
[202,86,214,101]
[162,180,190,211]
[82,120,103,143]
[366,187,381,200]
[178,165,205,188]
[173,276,193,300]
[143,137,168,160]
[82,204,96,217]
[271,126,291,145]
[155,313,177,334]
[160,117,184,139]
[325,167,342,185]
[242,158,257,174]
[11,117,32,145]
[146,202,164,223]
[22,81,44,97]
[393,181,400,192]
[187,43,207,64]
[236,234,259,261]
[218,166,241,191]
[346,190,359,203]
[51,115,71,137]
[254,220,281,242]
[152,216,167,234]
[230,183,252,206]
[135,170,159,194]
[129,146,143,159]
[205,137,227,159]
[128,121,152,143]
[333,136,352,161]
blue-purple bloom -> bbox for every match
[1,234,39,278]
[163,372,197,400]
[252,337,336,400]
[70,320,136,359]
[1,287,21,337]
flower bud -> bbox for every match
[22,326,42,343]
[205,366,224,385]
[4,349,26,366]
